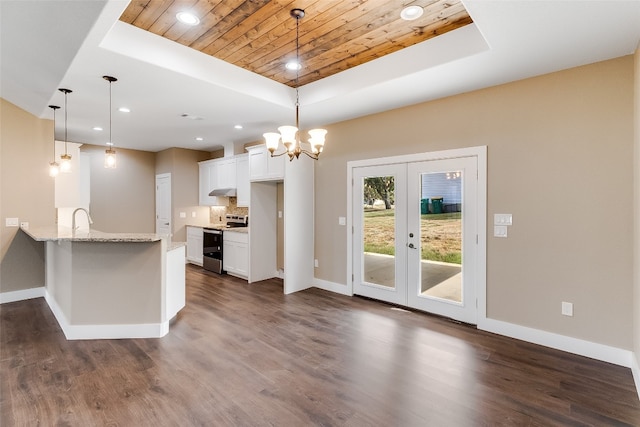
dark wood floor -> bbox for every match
[2,265,640,426]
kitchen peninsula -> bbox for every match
[23,226,185,340]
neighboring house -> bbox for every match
[421,172,462,212]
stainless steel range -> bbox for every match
[202,214,248,274]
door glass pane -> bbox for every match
[363,176,395,288]
[419,171,462,303]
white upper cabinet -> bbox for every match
[198,160,229,206]
[216,158,237,189]
[247,145,284,181]
[236,154,249,207]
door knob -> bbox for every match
[407,243,416,249]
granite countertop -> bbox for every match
[23,226,163,243]
[167,242,186,251]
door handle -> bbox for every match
[164,223,169,226]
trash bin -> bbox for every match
[431,197,443,214]
[421,198,429,215]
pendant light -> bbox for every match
[48,105,60,177]
[103,75,117,169]
[263,8,327,161]
[58,88,72,172]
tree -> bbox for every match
[364,177,394,209]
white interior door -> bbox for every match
[352,156,479,324]
[353,164,407,305]
[156,173,171,237]
[406,157,478,324]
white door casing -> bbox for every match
[156,173,171,238]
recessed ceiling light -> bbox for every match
[234,125,243,130]
[118,107,130,113]
[195,137,204,141]
[285,60,301,71]
[176,12,200,26]
[400,5,423,21]
[93,126,103,131]
[180,113,204,120]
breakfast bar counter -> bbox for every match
[23,227,185,340]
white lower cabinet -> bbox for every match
[223,231,248,279]
[186,226,203,266]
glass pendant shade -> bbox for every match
[263,133,281,153]
[308,128,327,154]
[104,148,117,168]
[278,125,298,152]
[60,154,72,172]
[49,162,60,177]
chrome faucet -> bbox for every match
[72,208,94,231]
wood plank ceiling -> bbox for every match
[120,0,472,87]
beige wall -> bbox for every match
[81,144,156,233]
[0,99,55,292]
[156,148,210,242]
[315,56,634,349]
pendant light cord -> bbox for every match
[295,12,300,142]
[109,80,112,146]
[52,108,57,159]
[63,91,68,155]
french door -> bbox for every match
[352,156,478,324]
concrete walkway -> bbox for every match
[363,253,462,302]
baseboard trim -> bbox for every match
[631,354,640,400]
[313,278,351,296]
[0,286,45,304]
[311,281,632,369]
[479,317,632,368]
[44,290,169,340]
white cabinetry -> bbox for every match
[223,231,248,279]
[198,160,229,206]
[216,158,237,189]
[247,145,284,181]
[236,154,249,207]
[186,226,203,266]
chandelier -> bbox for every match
[263,8,327,161]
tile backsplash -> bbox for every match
[209,197,248,223]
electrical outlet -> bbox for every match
[179,212,186,219]
[338,217,346,226]
[5,217,18,227]
[191,212,196,218]
[494,225,508,238]
[494,214,512,225]
[561,301,573,317]
[314,259,319,268]
[20,222,29,230]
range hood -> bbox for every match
[208,188,236,197]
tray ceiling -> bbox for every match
[120,0,472,87]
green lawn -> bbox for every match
[363,210,462,264]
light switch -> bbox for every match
[191,212,197,218]
[561,301,573,317]
[5,218,18,227]
[179,212,186,218]
[494,214,512,226]
[338,217,346,226]
[494,225,508,238]
[278,211,283,218]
